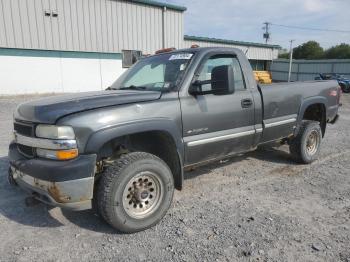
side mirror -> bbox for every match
[189,65,235,96]
[211,65,235,95]
[188,80,204,95]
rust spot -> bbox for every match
[48,183,71,203]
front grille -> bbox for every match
[14,122,34,137]
[14,121,35,158]
[17,144,34,158]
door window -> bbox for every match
[197,56,246,92]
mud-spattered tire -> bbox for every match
[96,152,174,233]
[289,121,322,164]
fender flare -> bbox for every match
[294,96,327,136]
[84,118,185,189]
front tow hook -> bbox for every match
[7,167,17,186]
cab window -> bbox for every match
[197,55,246,92]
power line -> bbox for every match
[270,23,350,33]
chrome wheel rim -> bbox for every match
[122,171,162,219]
[306,130,319,155]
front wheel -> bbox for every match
[289,121,322,164]
[96,152,174,233]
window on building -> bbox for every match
[122,50,142,68]
[197,55,246,92]
[249,59,266,71]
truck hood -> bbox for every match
[15,90,162,124]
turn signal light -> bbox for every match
[36,148,78,160]
[56,149,79,160]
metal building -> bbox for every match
[0,0,280,95]
[183,35,279,69]
[271,59,350,82]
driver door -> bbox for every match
[180,54,255,165]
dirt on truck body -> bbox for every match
[7,47,340,233]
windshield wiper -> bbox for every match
[119,85,147,91]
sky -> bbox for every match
[163,0,350,50]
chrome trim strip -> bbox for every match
[256,128,263,133]
[187,130,255,147]
[14,133,77,150]
[264,118,296,128]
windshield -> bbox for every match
[110,52,194,92]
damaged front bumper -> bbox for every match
[8,143,96,211]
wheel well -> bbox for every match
[302,103,326,136]
[97,131,183,190]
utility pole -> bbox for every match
[288,39,295,82]
[263,22,270,44]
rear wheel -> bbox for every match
[340,83,350,93]
[289,121,322,164]
[343,84,350,93]
[96,152,174,233]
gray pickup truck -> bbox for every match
[8,47,340,232]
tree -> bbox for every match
[324,43,350,59]
[292,41,324,59]
[278,49,290,59]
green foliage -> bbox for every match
[324,43,350,59]
[278,41,350,60]
[293,41,324,59]
[278,52,290,59]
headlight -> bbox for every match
[36,148,78,160]
[36,125,75,140]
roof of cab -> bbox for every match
[152,47,244,57]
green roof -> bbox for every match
[184,35,281,49]
[129,0,186,11]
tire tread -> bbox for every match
[96,152,170,231]
[289,120,321,164]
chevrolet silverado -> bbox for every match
[8,47,340,232]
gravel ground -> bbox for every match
[0,94,349,262]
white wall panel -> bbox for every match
[0,51,124,95]
[0,55,62,95]
[60,57,101,92]
[100,59,126,88]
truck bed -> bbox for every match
[258,80,339,142]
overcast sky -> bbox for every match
[164,0,350,49]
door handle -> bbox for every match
[241,98,253,108]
